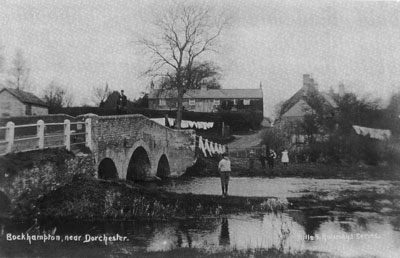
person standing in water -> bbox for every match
[218,153,231,197]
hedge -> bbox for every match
[51,107,263,131]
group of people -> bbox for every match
[260,149,289,170]
[116,90,127,114]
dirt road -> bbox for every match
[227,129,265,150]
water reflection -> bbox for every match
[1,211,399,258]
[219,216,230,247]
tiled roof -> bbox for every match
[149,88,263,99]
[0,87,48,107]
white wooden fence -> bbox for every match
[0,119,92,155]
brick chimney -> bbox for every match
[303,74,311,87]
[303,74,316,94]
[338,82,345,97]
[200,84,207,92]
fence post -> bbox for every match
[64,119,71,151]
[85,118,92,150]
[37,120,45,149]
[6,122,15,154]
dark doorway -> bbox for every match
[98,158,118,179]
[127,147,151,181]
[156,154,170,178]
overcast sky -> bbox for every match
[1,0,400,116]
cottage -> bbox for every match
[278,74,337,122]
[275,74,339,145]
[0,87,48,117]
[148,85,263,113]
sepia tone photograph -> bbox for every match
[0,0,399,257]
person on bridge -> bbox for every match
[120,90,127,114]
[116,91,122,114]
[218,152,231,197]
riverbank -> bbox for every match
[186,155,400,180]
[5,175,399,222]
[2,176,399,258]
[24,176,287,222]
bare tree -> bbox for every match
[159,61,222,90]
[92,83,111,107]
[140,2,228,128]
[7,49,31,90]
[0,43,4,74]
[43,81,73,111]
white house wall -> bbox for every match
[0,91,25,117]
[31,105,48,115]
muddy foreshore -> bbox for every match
[5,175,400,223]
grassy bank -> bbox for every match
[19,175,399,222]
[32,176,287,221]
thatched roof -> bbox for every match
[280,84,337,116]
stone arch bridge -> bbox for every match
[0,114,197,211]
[91,114,196,181]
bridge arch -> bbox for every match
[98,158,118,180]
[126,146,151,181]
[156,154,170,178]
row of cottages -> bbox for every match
[275,74,339,144]
[148,85,264,113]
[0,87,49,117]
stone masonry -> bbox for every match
[89,114,196,180]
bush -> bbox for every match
[261,128,288,152]
[298,132,394,166]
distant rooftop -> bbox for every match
[0,87,48,107]
[149,88,263,99]
[280,74,338,116]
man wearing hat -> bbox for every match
[218,153,231,197]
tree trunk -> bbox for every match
[176,88,184,129]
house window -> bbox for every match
[243,99,250,105]
[26,104,32,115]
[159,99,166,106]
[214,99,220,105]
[189,99,195,106]
[233,99,237,105]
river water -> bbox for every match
[1,177,399,258]
[138,177,395,198]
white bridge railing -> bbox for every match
[0,118,92,155]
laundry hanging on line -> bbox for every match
[150,118,214,130]
[352,125,391,140]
